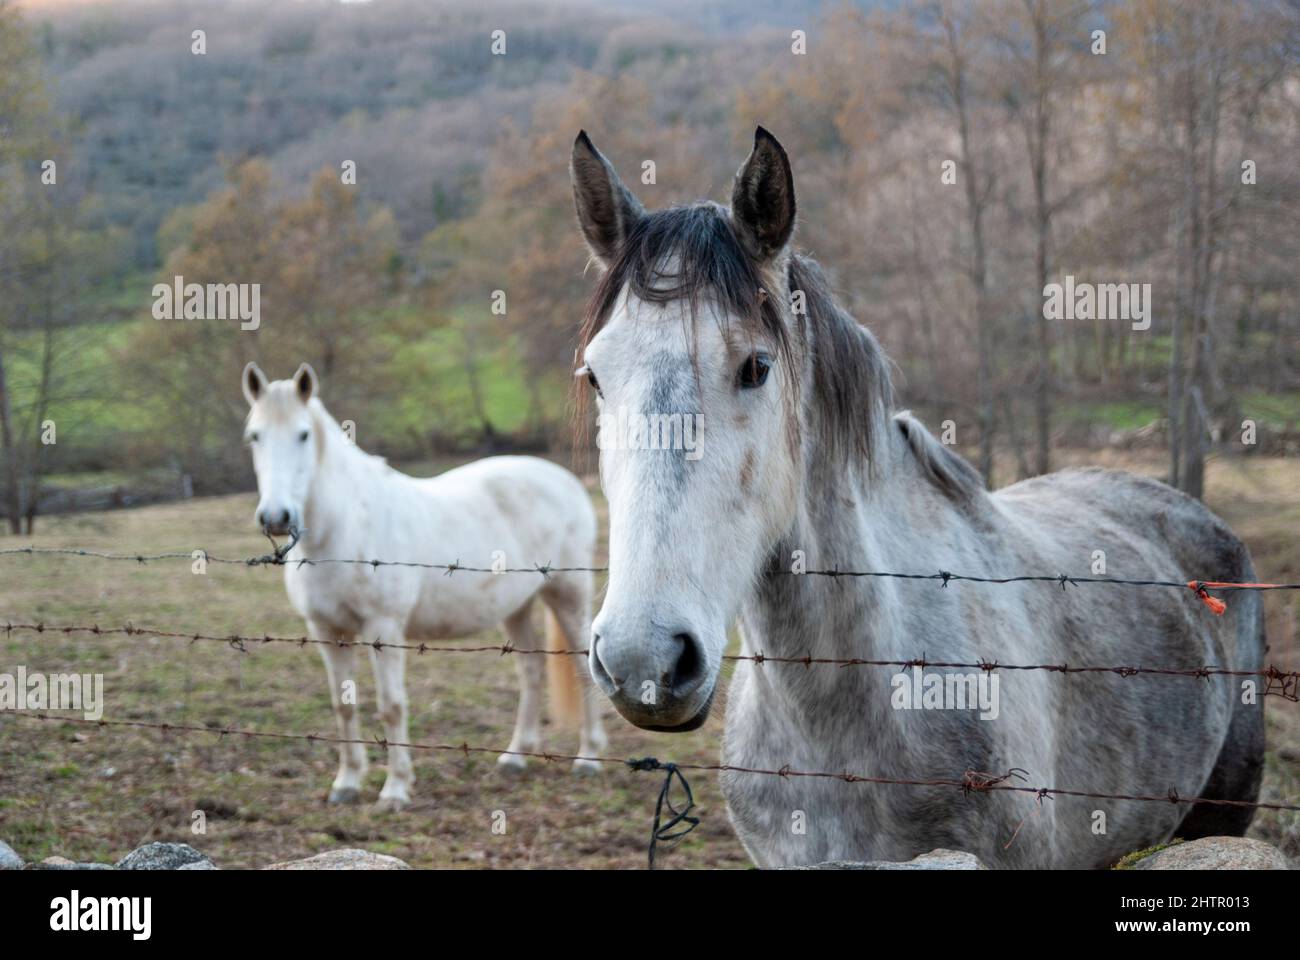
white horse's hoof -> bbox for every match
[327,786,362,805]
[571,758,602,776]
[373,795,409,813]
[497,753,528,773]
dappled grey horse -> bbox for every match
[569,127,1265,868]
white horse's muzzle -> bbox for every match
[588,617,716,730]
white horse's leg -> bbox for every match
[363,618,415,812]
[545,579,608,774]
[498,599,544,772]
[313,622,368,804]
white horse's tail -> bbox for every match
[544,606,582,729]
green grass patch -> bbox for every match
[1060,400,1164,431]
[1241,392,1300,427]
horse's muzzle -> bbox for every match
[637,684,717,732]
[256,505,297,538]
[604,684,717,732]
[590,643,718,732]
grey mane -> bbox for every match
[893,410,985,502]
[788,254,893,472]
[579,202,792,369]
[788,254,983,503]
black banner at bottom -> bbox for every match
[0,866,1285,946]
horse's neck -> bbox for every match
[300,405,380,553]
[747,430,917,661]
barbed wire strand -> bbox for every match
[5,621,1297,700]
[7,712,1300,812]
[3,544,1298,615]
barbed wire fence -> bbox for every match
[9,712,1300,864]
[5,541,1298,601]
[3,621,1299,698]
[3,541,1300,866]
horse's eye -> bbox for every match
[581,366,602,397]
[298,430,310,443]
[737,353,772,389]
[247,432,259,444]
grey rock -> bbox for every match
[792,848,987,870]
[0,841,24,870]
[1132,837,1291,870]
[262,848,410,870]
[28,856,115,870]
[177,860,218,870]
[116,841,214,870]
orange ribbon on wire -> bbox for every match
[1187,580,1291,616]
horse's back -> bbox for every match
[997,467,1252,586]
[426,455,593,530]
[996,465,1260,670]
[996,466,1265,837]
[415,455,596,566]
[427,454,585,497]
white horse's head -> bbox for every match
[242,361,321,536]
[570,128,811,731]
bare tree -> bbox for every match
[934,0,998,484]
[0,0,56,531]
[991,0,1094,475]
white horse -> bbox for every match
[241,362,607,810]
[569,129,1264,868]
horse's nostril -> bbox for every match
[589,634,617,690]
[669,632,704,696]
[279,509,291,526]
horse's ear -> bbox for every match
[731,126,796,262]
[570,130,644,267]
[242,362,268,406]
[293,363,318,403]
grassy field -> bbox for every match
[0,452,1297,869]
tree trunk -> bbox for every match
[1168,104,1195,490]
[1179,17,1224,502]
[942,5,996,486]
[0,350,23,533]
[1030,0,1052,477]
[26,242,58,535]
[1182,386,1208,500]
